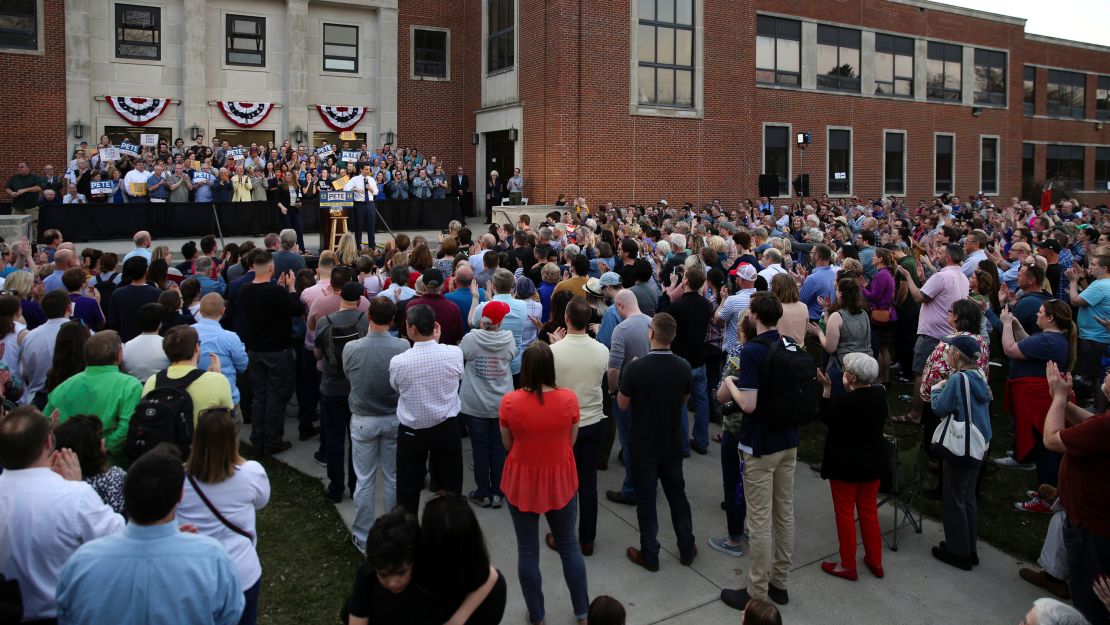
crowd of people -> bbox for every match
[0,187,1109,625]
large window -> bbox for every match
[1046,70,1086,119]
[1097,76,1110,121]
[1023,66,1035,115]
[487,0,514,73]
[1096,147,1110,191]
[973,49,1006,105]
[927,42,962,102]
[323,24,358,73]
[413,28,448,79]
[1046,144,1085,190]
[115,4,160,60]
[226,15,265,67]
[755,15,800,88]
[884,131,906,196]
[1022,143,1035,186]
[816,25,860,93]
[763,125,790,196]
[0,0,37,50]
[935,134,954,194]
[875,34,913,98]
[980,137,998,194]
[636,0,695,108]
[827,128,851,195]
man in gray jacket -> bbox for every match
[458,300,517,508]
[342,296,409,552]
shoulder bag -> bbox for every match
[187,473,255,541]
[929,371,988,463]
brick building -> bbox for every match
[1,0,1107,215]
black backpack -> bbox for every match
[125,368,205,463]
[93,272,119,308]
[750,334,820,429]
[318,311,366,372]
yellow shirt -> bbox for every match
[142,364,234,424]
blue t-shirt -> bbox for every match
[735,330,801,457]
[1010,331,1069,379]
[1078,278,1110,344]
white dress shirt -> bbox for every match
[388,340,464,429]
[342,174,378,202]
[0,467,125,620]
[19,317,68,399]
[122,332,171,382]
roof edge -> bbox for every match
[886,0,1026,26]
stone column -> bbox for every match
[913,39,927,102]
[800,21,817,91]
[961,46,976,106]
[286,0,309,139]
[64,0,92,138]
[859,31,876,97]
[377,6,399,146]
[182,0,207,138]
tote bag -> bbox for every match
[929,371,988,462]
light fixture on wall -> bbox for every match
[189,124,203,140]
[292,127,306,144]
[383,130,395,145]
[972,107,982,117]
[471,133,480,145]
[508,127,518,142]
[1097,121,1105,131]
[70,120,85,140]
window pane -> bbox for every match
[638,24,655,63]
[777,38,799,72]
[896,79,912,96]
[324,44,355,57]
[325,58,355,72]
[675,69,693,107]
[765,126,788,148]
[675,28,692,66]
[657,67,675,104]
[756,35,774,70]
[638,0,654,20]
[876,53,893,82]
[675,0,692,25]
[895,54,912,77]
[638,66,655,104]
[945,63,961,91]
[816,44,837,77]
[657,0,673,22]
[325,24,357,45]
[841,48,859,78]
[655,26,673,64]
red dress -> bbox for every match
[499,388,580,514]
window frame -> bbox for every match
[755,15,801,88]
[816,25,861,93]
[761,123,792,197]
[636,0,696,109]
[1046,144,1085,191]
[225,14,265,68]
[1046,69,1087,120]
[1023,65,1036,116]
[926,41,962,102]
[486,0,515,75]
[411,26,450,80]
[973,48,1006,106]
[934,132,956,196]
[323,23,359,74]
[883,129,907,197]
[874,33,914,99]
[0,0,38,52]
[115,3,161,61]
[979,135,999,195]
[826,126,853,196]
[1097,75,1110,121]
[1096,147,1110,191]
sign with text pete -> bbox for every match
[118,142,140,157]
[227,147,246,160]
[90,180,114,195]
[320,190,353,209]
[316,145,334,158]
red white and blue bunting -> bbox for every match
[217,101,275,128]
[105,96,172,127]
[316,105,367,131]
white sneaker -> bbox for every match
[992,456,1034,470]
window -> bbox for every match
[636,0,695,108]
[413,28,447,78]
[756,15,800,87]
[216,129,276,148]
[816,26,860,92]
[323,24,358,73]
[226,15,264,66]
[763,125,790,196]
[1097,76,1110,121]
[1046,70,1086,119]
[1022,143,1035,186]
[884,131,906,195]
[0,0,37,50]
[875,34,913,98]
[827,128,851,195]
[973,49,1006,105]
[935,134,954,194]
[115,4,160,60]
[1096,147,1110,191]
[927,42,962,102]
[980,137,998,194]
[1023,66,1035,115]
[487,0,514,73]
[1046,144,1085,190]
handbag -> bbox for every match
[929,372,988,463]
[871,308,892,324]
[187,474,255,541]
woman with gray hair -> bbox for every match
[815,352,889,582]
[1020,597,1091,625]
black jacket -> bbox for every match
[819,385,890,483]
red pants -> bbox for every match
[830,479,882,571]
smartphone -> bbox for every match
[674,265,685,280]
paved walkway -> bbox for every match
[241,413,1044,625]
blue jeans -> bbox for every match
[509,497,590,624]
[466,414,505,498]
[239,579,261,625]
[1065,517,1110,625]
[682,365,710,453]
[632,455,696,566]
[320,394,354,497]
[353,201,376,249]
[721,430,747,541]
[613,402,636,500]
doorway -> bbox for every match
[485,130,514,193]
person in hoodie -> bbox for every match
[459,300,518,509]
[929,334,993,572]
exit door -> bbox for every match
[485,130,515,194]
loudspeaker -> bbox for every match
[758,174,780,197]
[793,174,810,197]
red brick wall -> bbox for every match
[0,0,67,198]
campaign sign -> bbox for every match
[320,190,353,209]
[316,145,335,158]
[227,147,246,160]
[140,134,159,147]
[91,180,114,195]
[99,147,121,161]
[193,171,213,184]
[341,150,361,163]
[119,142,141,157]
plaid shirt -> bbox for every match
[389,340,464,429]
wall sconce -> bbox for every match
[189,124,203,140]
[1097,121,1105,131]
[471,133,480,145]
[292,127,306,144]
[383,130,395,145]
[70,120,85,140]
[972,107,982,117]
[508,128,519,142]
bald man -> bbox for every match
[194,293,249,425]
[123,230,153,263]
[43,248,75,293]
[605,289,652,506]
[445,262,486,334]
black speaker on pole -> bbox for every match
[792,173,810,197]
[758,174,780,197]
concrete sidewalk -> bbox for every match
[242,412,1044,625]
